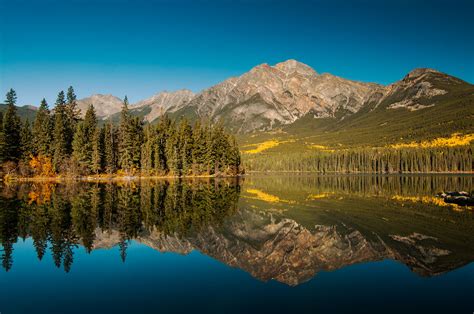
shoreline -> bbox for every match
[3,174,243,183]
[2,171,473,183]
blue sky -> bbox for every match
[1,0,473,105]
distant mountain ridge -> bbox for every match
[69,60,472,135]
[9,60,473,147]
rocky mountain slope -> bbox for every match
[130,89,194,122]
[76,94,124,118]
[71,60,472,140]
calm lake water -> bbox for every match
[0,175,473,314]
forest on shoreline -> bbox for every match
[0,88,241,180]
[0,87,472,178]
[243,146,473,173]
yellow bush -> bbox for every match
[29,155,55,177]
[390,133,474,149]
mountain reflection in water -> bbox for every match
[0,175,473,286]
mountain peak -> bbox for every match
[274,59,317,76]
[406,68,441,79]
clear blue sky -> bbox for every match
[1,0,473,105]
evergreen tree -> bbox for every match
[32,98,52,156]
[65,86,80,152]
[192,121,208,174]
[0,89,22,163]
[207,122,228,174]
[178,119,193,175]
[91,127,104,174]
[118,96,134,173]
[20,119,33,160]
[154,115,172,174]
[52,91,69,172]
[118,97,143,174]
[227,135,241,175]
[165,127,180,175]
[104,120,117,174]
[72,105,97,172]
[131,117,143,169]
[141,124,156,174]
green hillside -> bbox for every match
[237,74,474,172]
[0,104,37,122]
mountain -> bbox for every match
[278,66,474,147]
[174,59,384,132]
[71,60,472,142]
[76,94,124,118]
[121,89,194,122]
[14,59,473,150]
[0,104,38,121]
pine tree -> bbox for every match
[118,96,133,173]
[118,97,143,174]
[207,123,228,174]
[104,120,117,174]
[154,115,172,174]
[65,86,80,153]
[20,119,33,160]
[52,91,69,172]
[227,135,241,175]
[192,120,208,174]
[178,119,193,175]
[91,127,104,174]
[0,89,22,163]
[131,117,143,169]
[141,124,156,175]
[32,98,52,156]
[72,105,97,172]
[165,127,180,175]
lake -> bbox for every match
[0,175,473,314]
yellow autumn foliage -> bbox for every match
[243,139,294,154]
[307,144,328,149]
[29,154,55,177]
[390,133,474,149]
[306,193,332,200]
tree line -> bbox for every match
[244,146,473,173]
[0,88,241,178]
[0,179,240,272]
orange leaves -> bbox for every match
[29,154,55,177]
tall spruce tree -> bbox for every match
[91,127,104,174]
[119,96,134,173]
[72,105,97,172]
[118,97,143,174]
[154,115,172,174]
[104,120,117,174]
[207,123,228,174]
[131,117,143,169]
[20,119,33,160]
[192,121,208,174]
[0,89,22,163]
[52,91,69,172]
[227,135,241,175]
[165,126,180,175]
[65,86,80,153]
[141,124,156,174]
[178,119,193,175]
[32,98,52,156]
